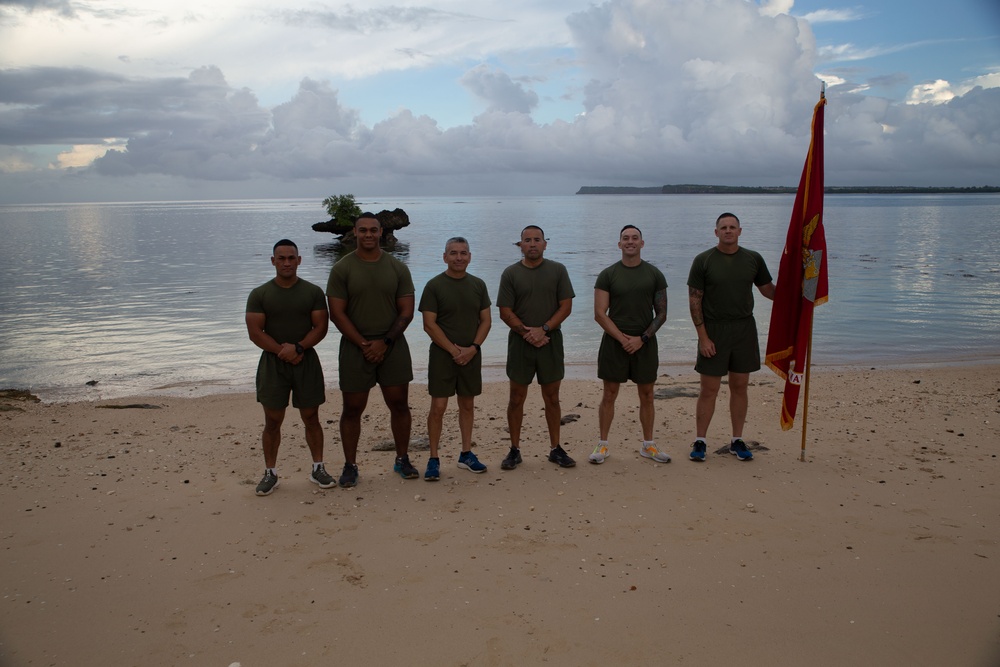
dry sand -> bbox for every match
[2,364,999,666]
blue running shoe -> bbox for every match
[730,439,753,461]
[689,440,707,462]
[424,457,440,481]
[457,450,487,473]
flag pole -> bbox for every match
[800,82,824,463]
[799,311,814,462]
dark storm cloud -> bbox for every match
[0,66,269,149]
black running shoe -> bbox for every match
[548,446,576,468]
[500,447,522,470]
[394,455,419,479]
[309,464,336,489]
[339,463,359,488]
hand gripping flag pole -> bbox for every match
[765,86,829,461]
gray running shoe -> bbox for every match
[255,470,279,496]
[640,442,671,463]
[309,464,336,489]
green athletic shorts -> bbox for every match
[427,344,483,398]
[338,336,414,393]
[694,318,761,376]
[506,329,565,385]
[255,350,326,410]
[597,333,659,384]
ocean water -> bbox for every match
[1,194,998,401]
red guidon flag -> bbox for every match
[765,93,829,430]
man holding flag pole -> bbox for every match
[765,87,830,460]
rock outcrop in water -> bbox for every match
[312,208,410,247]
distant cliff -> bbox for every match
[576,184,1000,195]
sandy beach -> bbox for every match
[2,364,999,666]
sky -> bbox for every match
[1,0,998,203]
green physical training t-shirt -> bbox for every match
[496,259,575,327]
[418,272,492,346]
[326,251,415,337]
[246,278,327,344]
[594,260,667,335]
[687,247,772,322]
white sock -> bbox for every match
[598,439,608,446]
[312,462,323,471]
[643,440,655,448]
[267,467,277,475]
[694,437,707,444]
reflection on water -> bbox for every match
[312,240,412,269]
[1,195,999,400]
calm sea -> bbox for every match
[1,194,998,401]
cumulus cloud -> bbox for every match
[0,0,998,202]
[460,65,539,114]
[906,70,1000,105]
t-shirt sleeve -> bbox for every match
[396,262,416,298]
[556,264,575,300]
[246,285,265,313]
[310,283,328,312]
[753,253,773,286]
[654,265,668,290]
[687,255,705,290]
[496,268,514,308]
[418,280,438,313]
[326,263,347,300]
[594,266,610,292]
[477,278,492,309]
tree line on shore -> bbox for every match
[576,184,1000,195]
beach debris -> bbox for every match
[86,380,98,386]
[654,386,699,399]
[96,404,162,410]
[712,440,768,455]
[0,389,40,403]
[560,413,580,425]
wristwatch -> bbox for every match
[640,334,650,344]
[542,324,550,333]
[383,336,394,346]
[295,342,305,355]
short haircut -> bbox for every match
[273,239,298,254]
[619,224,642,238]
[355,211,380,226]
[445,236,470,252]
[716,212,740,226]
[520,225,544,238]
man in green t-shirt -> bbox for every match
[418,237,492,481]
[592,224,670,465]
[327,213,417,487]
[687,212,775,463]
[497,225,576,470]
[245,239,331,496]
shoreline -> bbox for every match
[2,364,999,665]
[11,355,1000,404]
